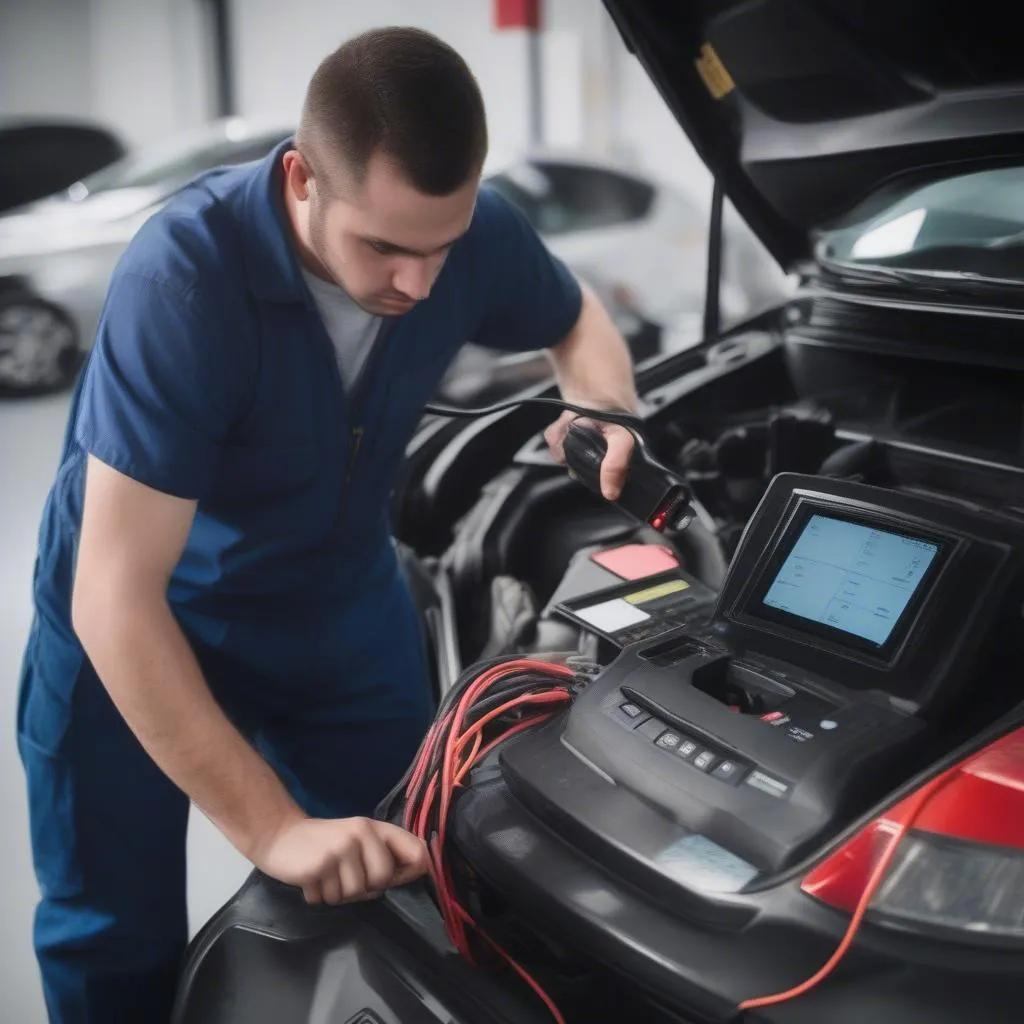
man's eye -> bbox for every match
[368,241,398,256]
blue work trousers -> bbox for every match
[17,572,432,1024]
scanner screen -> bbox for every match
[761,514,940,646]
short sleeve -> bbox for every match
[74,273,245,501]
[471,188,583,353]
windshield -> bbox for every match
[73,127,289,196]
[817,167,1024,284]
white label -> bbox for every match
[655,834,759,893]
[575,598,650,633]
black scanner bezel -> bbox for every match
[737,496,955,665]
[708,480,989,713]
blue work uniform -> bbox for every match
[16,139,582,1023]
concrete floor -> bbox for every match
[0,392,250,1023]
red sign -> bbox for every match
[494,0,541,30]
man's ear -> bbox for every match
[283,150,314,202]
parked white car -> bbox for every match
[485,151,787,330]
[0,119,291,391]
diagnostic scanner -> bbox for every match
[563,421,695,533]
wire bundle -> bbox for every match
[391,655,582,1023]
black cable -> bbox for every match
[423,397,645,434]
[425,391,690,526]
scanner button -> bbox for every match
[611,704,650,730]
[676,739,700,760]
[711,759,746,784]
[745,770,791,799]
[655,730,683,752]
[693,749,718,772]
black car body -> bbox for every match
[173,3,1024,1021]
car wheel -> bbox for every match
[0,291,82,393]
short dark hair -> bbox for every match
[296,27,488,196]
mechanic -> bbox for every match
[16,25,638,1024]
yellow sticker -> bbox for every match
[695,42,736,100]
[625,579,691,605]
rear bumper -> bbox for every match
[173,867,1024,1024]
[175,757,1024,1024]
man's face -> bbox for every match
[284,149,479,316]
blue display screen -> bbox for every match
[761,514,940,647]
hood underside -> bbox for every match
[603,0,1024,268]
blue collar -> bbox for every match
[240,137,312,305]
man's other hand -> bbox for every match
[252,815,430,905]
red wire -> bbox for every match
[438,664,572,855]
[441,690,570,848]
[738,768,956,1011]
[404,709,453,832]
[477,926,571,1024]
[436,665,524,837]
[460,712,560,781]
[431,688,571,959]
[404,660,574,1024]
[418,706,567,961]
[454,690,571,764]
[414,773,440,844]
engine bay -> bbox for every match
[428,315,1024,666]
[415,313,1024,900]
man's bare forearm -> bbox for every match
[73,581,302,859]
[549,282,639,412]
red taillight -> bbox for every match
[802,726,1024,940]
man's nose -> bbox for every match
[393,258,433,301]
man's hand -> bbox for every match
[545,411,635,502]
[251,814,430,905]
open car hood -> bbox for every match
[603,0,1024,269]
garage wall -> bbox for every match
[0,0,93,120]
[0,0,208,146]
[230,0,714,195]
[231,0,538,156]
[89,0,209,147]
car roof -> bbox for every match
[485,146,653,182]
